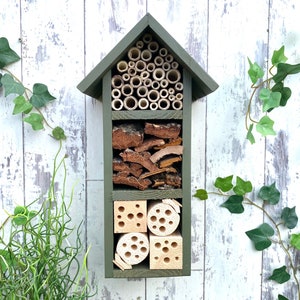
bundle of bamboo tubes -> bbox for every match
[111,33,183,111]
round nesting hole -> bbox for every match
[169,221,173,225]
[122,243,127,247]
[135,204,140,208]
[131,236,138,242]
[165,209,172,216]
[156,209,160,214]
[159,218,166,224]
[154,256,159,260]
[141,247,147,253]
[159,226,166,233]
[135,255,139,258]
[150,216,157,222]
[125,252,131,258]
[118,221,125,227]
[171,242,178,248]
[127,213,134,220]
[153,225,157,229]
[136,223,141,227]
[162,247,169,253]
[118,206,125,212]
[137,212,143,219]
[164,240,169,245]
[175,256,179,261]
[117,215,121,219]
[164,257,170,263]
[155,242,161,248]
[131,244,137,250]
[139,241,144,245]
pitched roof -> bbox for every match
[77,13,218,100]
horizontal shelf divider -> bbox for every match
[112,189,183,200]
[112,110,183,120]
[112,268,186,278]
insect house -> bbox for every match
[77,13,218,278]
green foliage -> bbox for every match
[246,46,300,143]
[0,37,64,138]
[0,144,94,299]
[194,175,300,299]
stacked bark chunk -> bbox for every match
[111,33,183,111]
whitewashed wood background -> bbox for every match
[1,0,300,299]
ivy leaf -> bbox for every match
[278,295,289,300]
[271,82,291,107]
[193,189,208,200]
[268,266,290,284]
[220,195,244,214]
[30,83,56,108]
[247,58,264,84]
[24,113,44,130]
[281,206,298,229]
[259,88,281,112]
[52,126,66,141]
[13,95,33,115]
[290,233,300,250]
[214,175,233,192]
[273,62,300,83]
[245,223,274,251]
[258,182,280,204]
[246,124,255,144]
[233,176,253,196]
[271,46,288,66]
[0,73,25,96]
[0,37,20,68]
[256,115,276,136]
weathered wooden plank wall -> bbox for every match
[1,0,300,299]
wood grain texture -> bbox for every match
[1,0,300,299]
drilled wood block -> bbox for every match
[116,232,149,265]
[114,200,147,233]
[147,201,180,236]
[149,231,182,269]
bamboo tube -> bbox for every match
[169,95,176,101]
[128,67,137,77]
[128,61,135,68]
[111,88,121,99]
[141,49,152,62]
[147,90,160,102]
[130,76,142,88]
[116,232,149,265]
[151,80,160,90]
[138,98,149,110]
[172,99,183,110]
[159,89,168,99]
[111,75,124,89]
[154,56,164,66]
[160,79,169,89]
[117,60,128,73]
[137,85,148,98]
[122,73,130,82]
[146,62,156,72]
[150,102,158,110]
[165,54,174,63]
[158,98,171,110]
[175,82,183,91]
[153,68,165,81]
[136,40,144,49]
[111,98,124,111]
[159,47,168,57]
[176,93,183,100]
[162,62,171,72]
[123,96,138,110]
[171,61,179,69]
[135,60,146,73]
[148,41,159,53]
[128,47,141,61]
[168,87,175,95]
[166,69,181,84]
[141,70,150,80]
[121,84,133,97]
[142,33,152,43]
[143,78,152,87]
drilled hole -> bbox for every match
[118,221,125,227]
[159,226,166,232]
[171,242,178,248]
[150,216,157,222]
[155,242,161,248]
[137,212,143,219]
[135,204,140,208]
[127,213,134,220]
[141,247,147,253]
[164,257,170,263]
[162,247,169,253]
[125,252,131,258]
[165,209,172,216]
[131,236,138,242]
[159,218,166,224]
[131,244,137,250]
[118,206,125,212]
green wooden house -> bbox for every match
[77,13,218,278]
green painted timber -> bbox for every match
[77,13,218,101]
[112,110,182,120]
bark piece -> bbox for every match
[154,137,182,150]
[140,167,177,179]
[144,122,181,139]
[113,159,143,177]
[120,149,159,172]
[134,138,165,152]
[159,156,182,168]
[113,174,151,190]
[150,145,183,163]
[112,123,144,150]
